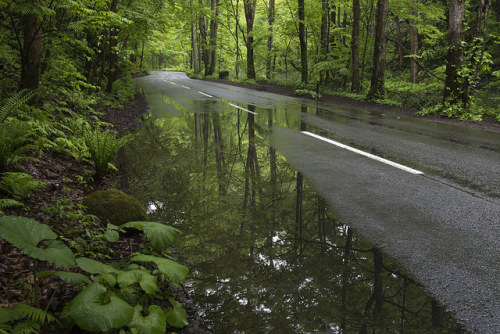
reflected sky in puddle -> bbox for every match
[118,83,465,333]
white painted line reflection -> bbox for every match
[302,131,424,175]
[169,81,177,85]
[181,85,191,89]
[198,91,213,98]
[228,103,257,115]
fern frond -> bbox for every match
[10,303,55,325]
[0,198,24,211]
[0,90,36,123]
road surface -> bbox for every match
[135,71,500,333]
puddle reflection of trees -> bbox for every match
[119,103,462,333]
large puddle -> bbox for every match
[116,81,466,332]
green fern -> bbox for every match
[0,121,34,172]
[0,198,24,212]
[0,303,55,334]
[0,90,36,123]
[84,129,133,181]
[0,173,45,199]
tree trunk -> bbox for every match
[207,0,219,76]
[395,18,404,71]
[409,10,419,83]
[351,0,361,92]
[366,0,389,100]
[191,0,200,73]
[244,0,257,79]
[266,0,275,79]
[298,0,307,83]
[20,0,42,90]
[105,0,119,93]
[443,0,465,102]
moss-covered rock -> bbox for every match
[83,189,147,226]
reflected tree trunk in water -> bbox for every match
[294,106,307,253]
[202,114,210,190]
[341,226,353,331]
[212,113,226,195]
[241,107,261,256]
[195,113,201,193]
[268,109,277,266]
[431,299,444,328]
[373,248,384,316]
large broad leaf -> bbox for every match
[131,254,188,285]
[121,221,180,249]
[38,271,90,287]
[0,216,74,267]
[128,305,166,334]
[62,282,134,332]
[165,298,188,328]
[117,270,159,295]
[76,257,120,286]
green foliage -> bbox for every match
[121,221,181,249]
[0,198,24,214]
[83,189,148,225]
[62,281,135,332]
[128,305,166,334]
[0,90,36,123]
[0,172,45,199]
[0,303,56,334]
[0,216,75,267]
[419,99,488,121]
[385,80,443,109]
[131,254,189,286]
[294,88,321,99]
[83,129,133,180]
[0,121,34,172]
[164,298,188,328]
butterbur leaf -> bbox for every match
[121,221,180,249]
[128,305,166,334]
[165,298,188,328]
[76,257,120,285]
[117,270,159,295]
[105,223,121,242]
[55,272,91,286]
[0,216,75,267]
[62,282,134,332]
[131,254,189,285]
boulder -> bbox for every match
[83,189,147,226]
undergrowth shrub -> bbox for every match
[0,172,45,199]
[84,129,133,181]
[385,80,443,109]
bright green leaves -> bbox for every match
[117,270,159,295]
[76,257,120,285]
[0,216,75,267]
[62,282,135,332]
[131,254,189,285]
[129,305,166,334]
[165,298,188,328]
[121,221,180,249]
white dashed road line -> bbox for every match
[302,131,424,175]
[181,85,191,89]
[228,103,257,115]
[169,81,177,85]
[198,91,213,98]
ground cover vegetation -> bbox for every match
[0,0,191,332]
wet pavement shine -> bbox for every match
[117,71,499,333]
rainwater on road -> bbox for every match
[118,71,500,333]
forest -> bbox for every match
[0,0,498,332]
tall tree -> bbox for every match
[298,0,307,82]
[366,0,390,99]
[20,0,42,90]
[351,0,361,92]
[244,0,257,79]
[266,0,275,79]
[409,9,419,83]
[191,0,200,73]
[443,0,465,102]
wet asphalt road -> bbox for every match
[136,71,500,333]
